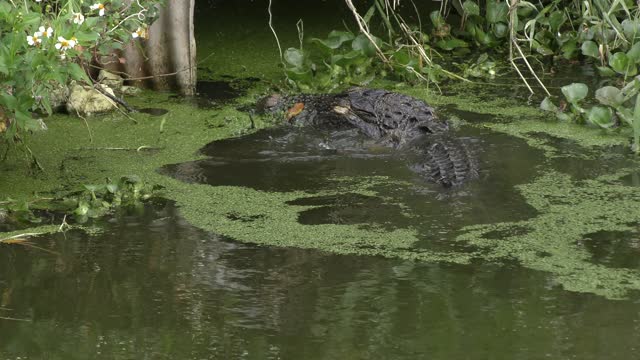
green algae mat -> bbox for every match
[1,87,639,300]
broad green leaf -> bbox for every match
[531,40,553,56]
[587,106,615,128]
[0,2,11,13]
[474,27,494,47]
[462,1,480,16]
[561,40,577,59]
[351,34,381,57]
[284,48,304,68]
[626,42,640,63]
[333,50,367,66]
[540,97,557,112]
[595,86,624,107]
[581,41,599,59]
[609,52,637,76]
[548,11,565,32]
[561,83,588,103]
[493,23,508,38]
[429,11,445,28]
[391,49,417,67]
[486,0,508,24]
[67,63,90,83]
[21,13,41,27]
[435,38,469,51]
[311,31,354,50]
[285,67,311,82]
[596,66,616,77]
[556,112,573,121]
[622,19,640,41]
[327,30,355,44]
[74,31,100,44]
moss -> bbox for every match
[457,170,640,299]
[166,176,474,264]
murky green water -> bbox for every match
[1,201,639,359]
[2,1,640,358]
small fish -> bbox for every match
[286,102,305,120]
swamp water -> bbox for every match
[2,108,640,359]
[2,0,640,358]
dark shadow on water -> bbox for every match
[162,123,545,249]
[581,228,640,270]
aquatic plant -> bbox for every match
[541,79,640,152]
[0,175,159,226]
[283,30,383,91]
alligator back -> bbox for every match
[403,135,478,187]
[346,88,449,146]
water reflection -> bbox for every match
[1,201,639,359]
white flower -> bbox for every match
[55,36,76,51]
[27,33,42,46]
[90,3,105,16]
[35,0,42,2]
[131,27,146,39]
[72,12,85,25]
[38,26,53,38]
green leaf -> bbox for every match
[587,106,615,128]
[581,41,599,59]
[486,0,508,24]
[106,184,119,194]
[21,13,41,27]
[540,97,557,112]
[435,38,469,51]
[556,112,574,122]
[73,31,100,44]
[531,40,553,56]
[609,52,638,76]
[351,34,381,57]
[548,11,565,32]
[67,63,90,83]
[596,66,616,77]
[626,42,640,63]
[474,27,495,47]
[561,40,577,59]
[284,48,304,68]
[595,86,624,107]
[561,83,588,104]
[429,11,446,28]
[285,67,311,82]
[333,50,366,66]
[327,30,355,44]
[311,31,354,50]
[493,23,509,38]
[462,1,480,16]
[622,19,640,41]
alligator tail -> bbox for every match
[405,135,478,187]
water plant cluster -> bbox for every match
[0,0,163,148]
[0,175,158,227]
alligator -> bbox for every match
[257,88,478,187]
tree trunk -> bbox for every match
[110,0,196,95]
